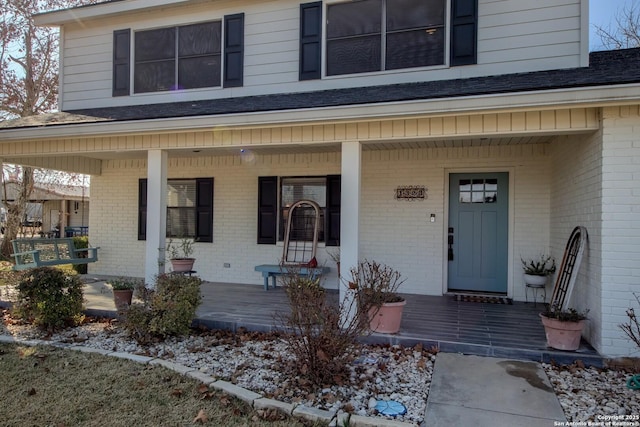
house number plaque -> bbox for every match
[395,186,427,201]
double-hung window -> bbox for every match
[257,175,340,246]
[298,0,476,80]
[326,0,445,76]
[138,178,214,242]
[113,14,244,96]
[166,180,198,237]
[134,22,222,93]
[280,177,327,241]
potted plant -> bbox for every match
[521,254,556,287]
[166,238,196,272]
[109,277,143,309]
[540,305,589,350]
[350,260,406,334]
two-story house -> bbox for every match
[1,0,639,358]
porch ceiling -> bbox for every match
[13,134,555,163]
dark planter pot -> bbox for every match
[113,289,133,310]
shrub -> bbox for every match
[71,236,89,274]
[278,273,368,386]
[350,260,405,308]
[14,267,84,330]
[620,293,640,351]
[122,274,202,343]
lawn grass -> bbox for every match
[0,343,324,427]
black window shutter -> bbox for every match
[257,176,278,244]
[325,175,341,246]
[450,0,477,66]
[113,29,131,96]
[299,2,322,80]
[138,179,147,240]
[195,178,214,242]
[224,13,244,88]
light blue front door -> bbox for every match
[448,173,509,293]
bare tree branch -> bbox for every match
[594,3,640,50]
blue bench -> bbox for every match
[12,238,99,271]
[254,264,330,290]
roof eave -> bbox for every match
[34,0,191,26]
[2,84,640,142]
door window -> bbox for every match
[459,178,498,204]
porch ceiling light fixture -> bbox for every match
[395,186,427,201]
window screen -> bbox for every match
[167,180,197,237]
[280,177,327,241]
[134,21,221,93]
[326,0,445,76]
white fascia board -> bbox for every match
[34,0,192,26]
[2,84,640,142]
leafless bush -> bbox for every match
[620,293,640,350]
[277,260,405,386]
[277,272,369,386]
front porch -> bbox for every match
[81,279,603,367]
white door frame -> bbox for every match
[442,167,515,297]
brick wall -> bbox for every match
[550,106,640,357]
[599,107,640,357]
[90,144,552,299]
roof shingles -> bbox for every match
[2,48,640,130]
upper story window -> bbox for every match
[298,0,477,81]
[134,22,222,93]
[326,0,445,76]
[113,13,244,97]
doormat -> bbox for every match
[454,294,513,305]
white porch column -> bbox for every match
[145,150,168,286]
[340,141,361,322]
[61,200,68,234]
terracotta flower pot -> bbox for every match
[368,300,406,333]
[540,313,586,351]
[171,258,195,272]
[113,289,133,310]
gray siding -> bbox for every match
[59,0,586,110]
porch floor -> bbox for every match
[192,282,602,366]
[72,279,604,367]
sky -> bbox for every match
[589,0,635,50]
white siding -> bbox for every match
[59,0,586,110]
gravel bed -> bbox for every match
[0,315,433,424]
[2,313,638,425]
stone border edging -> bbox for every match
[0,334,418,427]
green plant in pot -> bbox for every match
[539,304,589,351]
[109,277,143,310]
[521,254,556,287]
[166,238,196,272]
[349,260,406,334]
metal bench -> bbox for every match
[12,237,99,271]
[254,264,330,290]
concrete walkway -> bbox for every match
[425,353,567,426]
